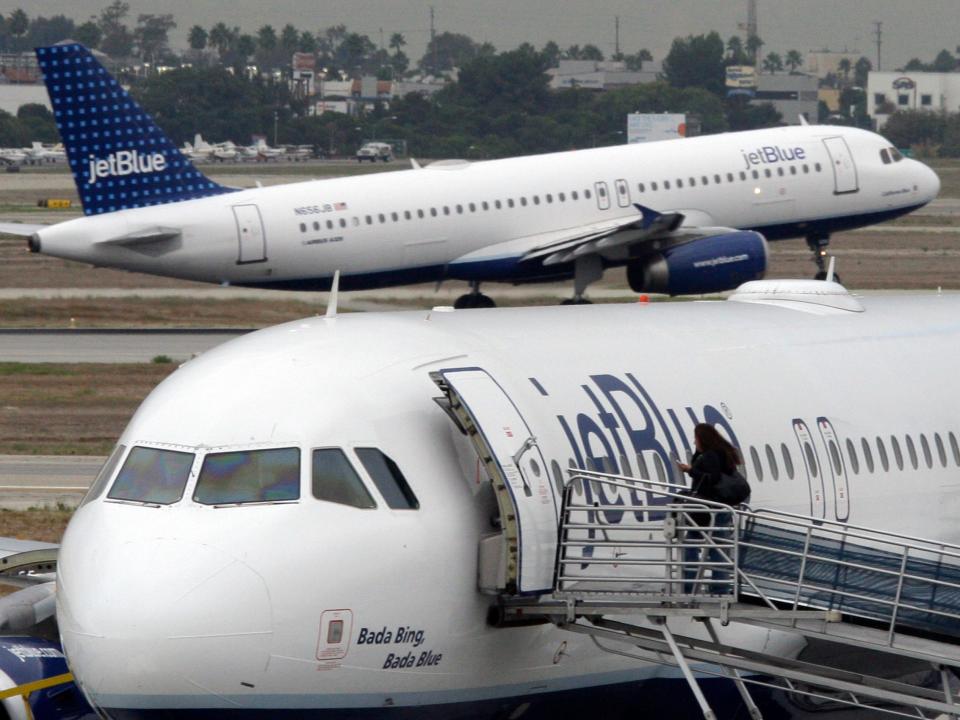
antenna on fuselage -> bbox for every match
[798,114,809,126]
[825,256,836,283]
[325,270,341,318]
[410,157,422,170]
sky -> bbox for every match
[0,0,956,71]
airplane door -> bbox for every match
[793,419,826,519]
[433,367,558,594]
[233,204,267,264]
[594,181,611,210]
[614,179,631,208]
[822,137,859,194]
[816,417,850,521]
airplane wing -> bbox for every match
[0,222,46,236]
[449,203,744,272]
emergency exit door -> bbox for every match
[434,367,558,594]
[822,136,859,194]
[233,204,267,263]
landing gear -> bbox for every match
[565,255,603,305]
[806,234,841,284]
[453,281,496,309]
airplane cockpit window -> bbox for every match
[80,443,126,507]
[880,148,891,164]
[108,446,194,505]
[312,449,375,509]
[890,147,904,162]
[193,447,300,505]
[355,448,419,509]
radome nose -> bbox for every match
[926,163,941,200]
[57,536,273,704]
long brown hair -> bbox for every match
[694,423,741,471]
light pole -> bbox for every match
[273,110,278,146]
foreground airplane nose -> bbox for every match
[57,535,273,708]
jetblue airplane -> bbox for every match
[0,44,941,307]
[0,280,942,718]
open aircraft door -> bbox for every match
[822,136,859,194]
[233,204,267,264]
[432,368,558,594]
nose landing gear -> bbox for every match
[453,281,496,309]
[807,234,842,284]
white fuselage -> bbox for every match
[56,291,960,716]
[34,125,939,291]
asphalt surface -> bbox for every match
[0,328,250,362]
[0,454,100,510]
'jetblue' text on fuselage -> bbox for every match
[741,145,806,170]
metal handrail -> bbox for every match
[557,469,960,645]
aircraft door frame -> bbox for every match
[433,367,558,594]
[233,204,267,264]
[594,181,611,210]
[821,137,859,195]
[816,417,850,522]
[793,419,826,519]
[614,178,631,208]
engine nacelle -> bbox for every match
[0,637,92,719]
[627,231,768,296]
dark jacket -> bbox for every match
[688,449,734,503]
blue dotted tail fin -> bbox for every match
[36,43,234,216]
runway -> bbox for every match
[0,454,99,509]
[0,328,250,362]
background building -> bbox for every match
[868,71,960,129]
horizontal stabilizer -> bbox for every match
[95,226,182,246]
[0,222,47,236]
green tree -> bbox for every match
[762,52,783,74]
[745,34,764,64]
[236,34,256,60]
[24,14,75,48]
[389,32,406,55]
[881,109,944,150]
[134,14,176,64]
[541,40,560,66]
[299,32,317,54]
[854,56,872,88]
[208,22,233,56]
[837,57,851,86]
[257,25,277,51]
[624,48,652,71]
[932,49,957,72]
[421,31,479,74]
[785,49,803,73]
[8,8,28,40]
[99,1,134,57]
[75,20,102,49]
[187,25,207,50]
[663,32,726,95]
[726,35,748,65]
[280,23,299,52]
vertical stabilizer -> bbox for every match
[35,43,234,216]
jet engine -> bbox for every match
[626,231,768,296]
[0,636,93,719]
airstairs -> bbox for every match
[496,469,960,719]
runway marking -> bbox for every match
[0,485,87,491]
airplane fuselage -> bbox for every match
[33,125,939,292]
[56,291,960,717]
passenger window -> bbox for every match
[326,220,333,230]
[339,218,346,228]
[404,210,411,220]
[903,434,917,469]
[637,183,645,193]
[430,207,437,217]
[481,201,488,210]
[727,173,734,182]
[378,213,386,223]
[356,448,419,509]
[299,223,307,232]
[469,202,476,212]
[663,181,671,190]
[861,438,874,472]
[443,206,450,215]
[781,443,795,479]
[676,179,684,188]
[764,168,772,178]
[109,446,194,505]
[739,171,747,181]
[81,443,127,507]
[545,194,552,203]
[777,167,784,177]
[952,432,960,466]
[571,191,578,200]
[935,433,948,467]
[790,166,797,175]
[765,444,778,480]
[313,221,320,231]
[558,192,566,201]
[713,174,720,183]
[365,215,373,225]
[508,198,515,208]
[890,435,904,470]
[635,452,650,480]
[650,182,658,191]
[845,439,859,474]
[495,200,502,209]
[194,447,300,505]
[584,189,592,199]
[750,446,763,482]
[803,164,810,173]
[312,448,375,509]
[456,204,463,214]
[352,217,359,227]
[752,170,760,180]
[815,162,822,172]
[533,195,540,205]
[803,442,817,477]
[920,434,933,468]
[390,212,398,222]
[880,148,891,164]
[520,197,528,206]
[828,440,842,475]
[876,437,890,471]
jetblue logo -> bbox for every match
[87,150,167,184]
[741,145,806,170]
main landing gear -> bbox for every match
[453,281,496,309]
[807,233,842,284]
[561,255,602,305]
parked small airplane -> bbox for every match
[0,43,941,307]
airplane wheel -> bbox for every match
[453,293,495,309]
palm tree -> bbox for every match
[727,35,747,65]
[762,52,783,74]
[389,32,406,55]
[208,22,231,56]
[785,49,803,73]
[745,34,764,65]
[188,25,207,51]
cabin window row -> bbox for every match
[89,444,419,510]
[745,430,960,484]
[636,162,823,194]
